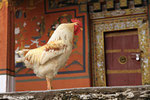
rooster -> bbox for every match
[16,19,82,90]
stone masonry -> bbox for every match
[1,85,150,100]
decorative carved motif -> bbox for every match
[90,7,147,19]
[91,14,150,86]
[0,0,8,10]
[120,0,127,8]
[134,0,142,5]
[119,56,127,64]
[0,1,2,9]
[106,0,114,10]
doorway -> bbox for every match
[104,29,142,86]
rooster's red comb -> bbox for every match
[71,19,83,27]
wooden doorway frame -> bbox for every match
[91,14,150,86]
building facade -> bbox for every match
[0,0,150,92]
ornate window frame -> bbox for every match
[91,14,150,86]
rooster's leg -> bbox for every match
[46,77,51,90]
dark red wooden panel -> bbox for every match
[104,29,142,86]
[106,73,142,86]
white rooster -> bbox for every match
[16,19,82,90]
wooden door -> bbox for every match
[105,29,142,86]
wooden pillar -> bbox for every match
[0,0,15,92]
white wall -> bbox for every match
[0,75,15,93]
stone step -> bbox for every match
[0,85,150,100]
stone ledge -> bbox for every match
[1,85,150,100]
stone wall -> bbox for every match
[1,85,150,100]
